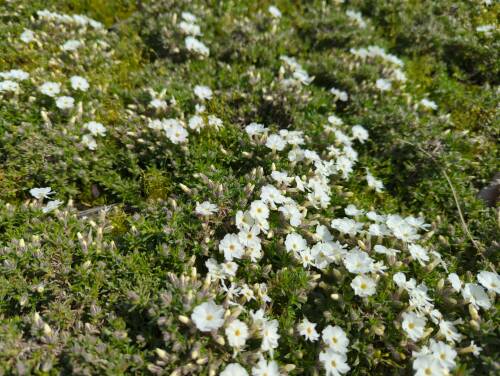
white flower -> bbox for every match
[42,200,63,213]
[346,9,366,28]
[311,242,336,268]
[429,340,457,370]
[0,69,29,81]
[344,204,364,217]
[328,114,343,126]
[408,283,433,311]
[388,215,418,232]
[351,275,377,297]
[248,245,263,262]
[265,134,286,151]
[447,273,462,292]
[208,115,223,129]
[191,300,224,332]
[285,233,308,253]
[420,98,437,110]
[292,68,313,85]
[240,284,255,301]
[330,87,348,101]
[235,210,255,230]
[462,283,491,310]
[219,234,244,261]
[335,156,354,179]
[366,170,384,192]
[251,356,280,376]
[331,218,363,235]
[260,319,280,353]
[195,201,218,216]
[221,261,238,277]
[279,203,303,227]
[405,216,430,231]
[408,244,429,266]
[268,5,282,18]
[185,36,209,56]
[20,29,35,43]
[333,129,352,146]
[344,249,374,274]
[366,211,385,222]
[468,340,482,356]
[194,85,212,100]
[246,122,266,136]
[82,134,97,150]
[476,24,495,35]
[298,248,314,268]
[84,121,106,136]
[181,11,197,23]
[149,98,167,110]
[249,200,269,221]
[70,76,89,91]
[194,103,207,114]
[376,78,392,91]
[402,312,427,342]
[55,96,74,110]
[272,173,291,187]
[319,350,350,376]
[165,123,188,144]
[438,320,462,343]
[178,21,201,36]
[148,119,163,130]
[30,187,54,200]
[225,319,249,349]
[351,125,369,143]
[238,226,261,248]
[322,325,349,353]
[412,355,443,376]
[0,80,19,92]
[221,363,249,376]
[281,130,304,145]
[316,224,333,242]
[39,82,61,97]
[297,318,319,341]
[61,39,83,51]
[188,115,205,131]
[368,223,390,237]
[393,272,408,288]
[205,258,224,280]
[260,184,286,206]
[477,270,500,294]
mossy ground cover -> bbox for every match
[0,1,498,375]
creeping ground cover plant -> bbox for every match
[0,0,498,375]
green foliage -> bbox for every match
[0,0,498,375]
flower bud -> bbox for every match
[284,364,296,372]
[213,334,225,346]
[155,348,168,360]
[469,319,480,331]
[43,323,52,336]
[468,304,480,321]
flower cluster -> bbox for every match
[0,1,497,375]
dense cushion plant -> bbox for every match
[0,0,498,375]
